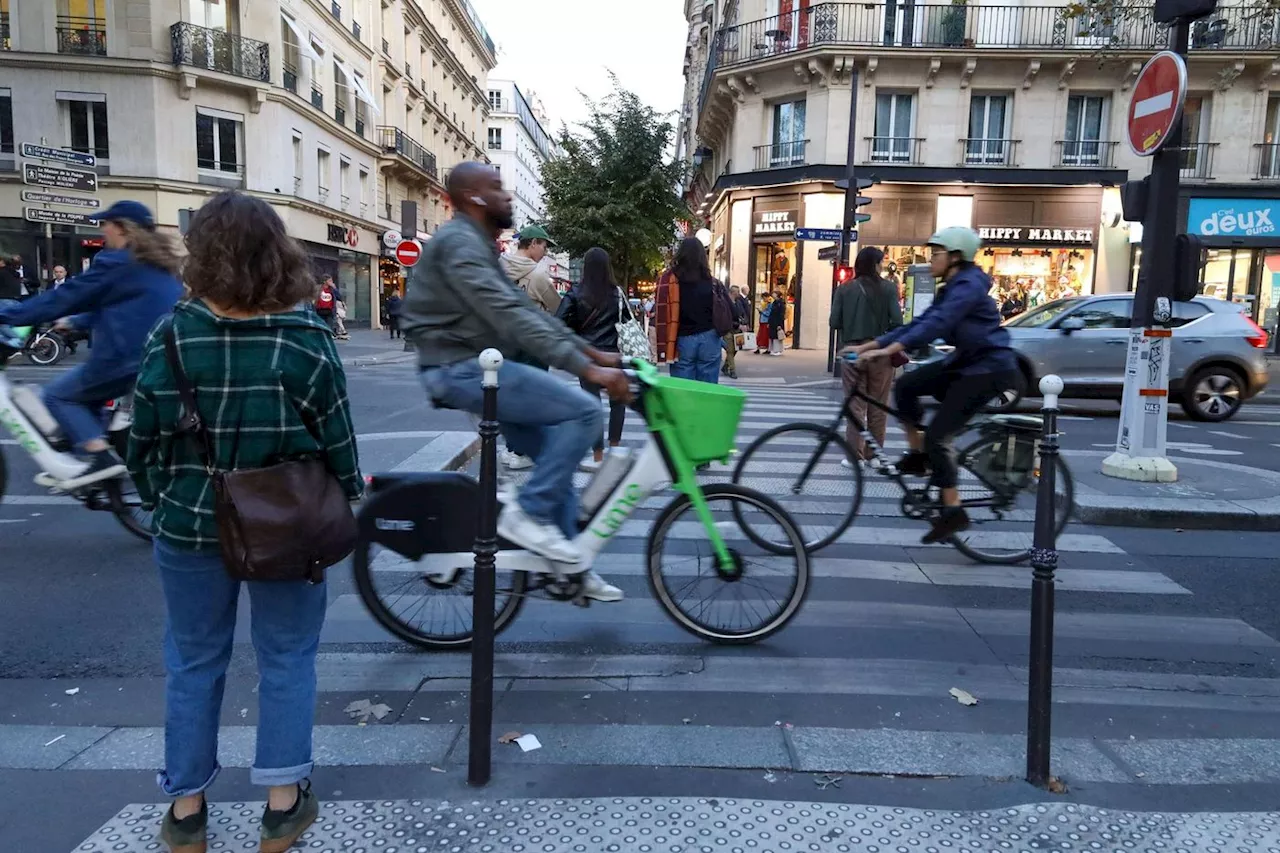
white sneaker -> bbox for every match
[840,457,857,470]
[579,454,603,473]
[502,449,534,470]
[581,570,624,602]
[497,502,582,564]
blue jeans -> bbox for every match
[422,358,601,537]
[671,329,722,384]
[43,365,133,448]
[154,539,327,797]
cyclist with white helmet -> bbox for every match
[845,226,1018,544]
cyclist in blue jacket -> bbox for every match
[846,227,1018,544]
[0,201,183,488]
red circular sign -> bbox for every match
[394,239,422,267]
[1127,51,1187,157]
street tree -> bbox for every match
[541,81,690,290]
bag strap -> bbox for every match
[616,287,635,323]
[162,319,215,474]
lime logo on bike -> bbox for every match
[0,409,41,455]
[589,482,644,540]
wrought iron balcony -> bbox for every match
[353,20,362,41]
[1179,142,1219,180]
[171,22,269,82]
[330,1,342,21]
[378,125,439,180]
[405,61,412,76]
[865,136,923,165]
[57,16,107,56]
[382,37,389,54]
[283,61,298,93]
[1054,140,1119,169]
[959,138,1019,166]
[1257,144,1280,181]
[753,140,808,170]
[336,104,347,126]
[355,117,366,138]
[311,86,324,110]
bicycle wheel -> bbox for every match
[105,477,153,542]
[25,335,62,367]
[649,483,810,644]
[731,423,862,554]
[353,534,527,650]
[948,435,1074,565]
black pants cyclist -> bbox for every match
[894,358,1018,488]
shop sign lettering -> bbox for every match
[753,210,798,236]
[1188,198,1276,237]
[327,223,360,247]
[978,227,1094,244]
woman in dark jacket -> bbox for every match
[556,247,626,470]
[766,291,787,355]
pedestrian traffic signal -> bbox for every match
[836,265,854,284]
[1172,233,1205,302]
[835,177,875,225]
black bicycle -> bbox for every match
[731,358,1073,564]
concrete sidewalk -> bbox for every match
[336,327,418,368]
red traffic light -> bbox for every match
[836,265,854,284]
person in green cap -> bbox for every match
[501,223,561,314]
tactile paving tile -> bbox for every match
[73,797,1280,852]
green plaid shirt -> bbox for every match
[127,299,363,549]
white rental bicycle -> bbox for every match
[0,324,152,540]
[353,354,811,648]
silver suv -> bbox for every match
[992,295,1269,421]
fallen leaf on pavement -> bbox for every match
[344,699,393,723]
[498,731,522,744]
[949,687,978,706]
[762,771,777,783]
[1047,777,1068,794]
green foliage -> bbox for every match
[541,80,692,289]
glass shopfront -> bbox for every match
[975,226,1097,310]
[1181,196,1280,347]
[750,206,800,344]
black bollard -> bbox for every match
[1026,374,1063,788]
[468,348,503,787]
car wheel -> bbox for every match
[1181,366,1244,422]
[983,370,1027,414]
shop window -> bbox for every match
[1063,94,1107,165]
[195,107,244,183]
[0,88,13,156]
[966,94,1008,164]
[978,247,1093,305]
[1201,247,1252,307]
[59,94,109,163]
[872,93,914,162]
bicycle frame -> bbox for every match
[0,372,88,481]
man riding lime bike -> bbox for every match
[398,162,632,602]
[845,226,1019,544]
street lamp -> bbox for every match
[695,228,712,247]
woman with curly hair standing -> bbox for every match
[127,191,363,853]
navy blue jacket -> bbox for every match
[0,249,183,385]
[877,264,1015,375]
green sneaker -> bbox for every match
[259,781,319,853]
[158,800,207,853]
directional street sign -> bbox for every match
[20,190,101,210]
[23,163,98,193]
[20,142,96,169]
[817,245,840,261]
[795,228,858,242]
[1127,50,1188,157]
[24,207,96,227]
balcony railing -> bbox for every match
[355,117,366,138]
[283,62,298,93]
[341,194,351,210]
[1054,139,1119,169]
[1257,143,1280,181]
[405,61,412,76]
[1179,142,1219,180]
[705,5,1280,82]
[336,104,347,126]
[171,22,269,82]
[382,37,390,54]
[865,136,923,165]
[378,125,439,179]
[57,16,107,56]
[753,140,808,170]
[311,87,324,110]
[319,187,330,204]
[294,176,302,194]
[959,138,1019,166]
[330,1,342,21]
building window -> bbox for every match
[872,92,914,162]
[1063,94,1107,165]
[769,99,806,166]
[488,89,502,110]
[292,133,302,193]
[488,127,502,150]
[317,148,331,201]
[0,88,14,156]
[966,94,1008,164]
[63,96,110,162]
[195,108,243,177]
[1179,95,1211,178]
[358,168,369,213]
[1262,96,1280,179]
[340,159,350,209]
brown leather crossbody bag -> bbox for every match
[163,322,356,584]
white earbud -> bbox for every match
[471,196,487,207]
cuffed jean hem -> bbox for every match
[251,760,314,788]
[158,763,220,798]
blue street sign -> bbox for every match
[795,228,858,242]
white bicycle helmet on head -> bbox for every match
[927,226,982,262]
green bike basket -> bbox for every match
[648,375,747,464]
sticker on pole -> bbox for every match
[1126,50,1187,157]
[394,239,422,267]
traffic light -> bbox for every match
[1119,178,1149,223]
[1172,233,1205,302]
[836,265,854,284]
[835,177,875,224]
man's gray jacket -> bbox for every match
[399,214,590,375]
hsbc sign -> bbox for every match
[327,223,359,247]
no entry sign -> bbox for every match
[1127,51,1188,157]
[394,239,422,267]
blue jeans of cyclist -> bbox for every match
[43,365,134,449]
[421,358,601,537]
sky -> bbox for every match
[469,0,688,135]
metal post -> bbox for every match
[1026,374,1063,788]
[828,67,861,374]
[467,347,503,787]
